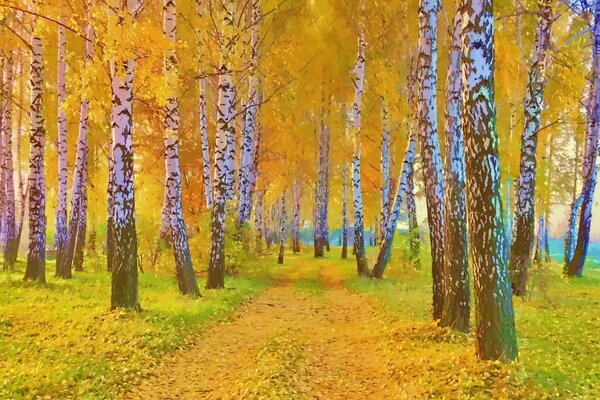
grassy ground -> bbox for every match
[0,257,274,400]
[3,242,600,399]
[337,245,600,398]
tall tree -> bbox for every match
[238,0,261,228]
[277,191,287,264]
[197,0,212,209]
[341,164,348,259]
[207,0,235,289]
[24,13,47,284]
[440,10,470,333]
[315,118,330,257]
[417,0,445,319]
[55,22,68,276]
[461,0,518,362]
[110,0,140,311]
[292,180,301,253]
[2,52,16,270]
[351,29,369,277]
[509,0,553,296]
[163,0,200,297]
[380,97,391,242]
[59,1,94,278]
[567,11,600,277]
[255,191,264,252]
[371,131,417,279]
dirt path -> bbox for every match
[126,258,402,399]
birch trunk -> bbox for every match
[55,22,68,275]
[255,190,264,252]
[315,119,330,257]
[238,0,261,227]
[163,0,200,297]
[351,31,369,277]
[417,0,445,319]
[372,132,417,279]
[13,55,26,266]
[567,36,600,277]
[277,192,286,264]
[197,0,212,209]
[292,181,301,253]
[225,86,236,201]
[462,0,518,362]
[207,0,235,289]
[2,53,16,269]
[440,11,470,333]
[341,164,348,259]
[380,98,391,242]
[565,192,584,265]
[110,0,140,311]
[61,1,93,278]
[24,22,47,284]
[509,0,553,297]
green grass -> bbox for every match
[0,257,273,400]
[333,243,600,398]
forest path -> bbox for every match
[126,255,404,399]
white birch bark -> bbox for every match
[372,132,417,279]
[462,0,518,361]
[417,0,445,320]
[277,191,287,264]
[162,0,200,296]
[351,31,369,277]
[2,52,16,269]
[24,19,47,283]
[207,0,235,289]
[440,10,470,332]
[196,1,213,208]
[55,21,68,274]
[380,97,391,241]
[238,0,261,226]
[61,1,93,277]
[509,0,553,296]
[110,0,140,310]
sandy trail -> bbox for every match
[126,259,401,399]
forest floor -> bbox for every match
[2,248,600,399]
[125,250,600,399]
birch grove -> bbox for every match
[0,0,598,376]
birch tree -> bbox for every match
[207,0,235,289]
[440,10,470,333]
[566,10,600,277]
[351,31,369,277]
[417,0,445,319]
[277,191,287,264]
[292,181,301,253]
[2,52,16,270]
[341,164,348,259]
[110,0,140,310]
[372,132,417,279]
[24,14,47,284]
[380,98,391,242]
[461,0,518,362]
[509,0,553,296]
[197,1,213,209]
[162,0,200,297]
[238,0,261,228]
[59,2,94,279]
[55,22,68,275]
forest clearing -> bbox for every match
[2,0,600,397]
